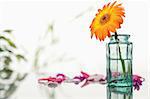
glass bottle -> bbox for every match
[106,34,133,87]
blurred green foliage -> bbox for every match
[0,29,27,99]
[0,29,26,69]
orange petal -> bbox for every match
[98,9,102,12]
[98,27,108,41]
[95,29,103,41]
[110,1,117,9]
[107,2,111,7]
[107,24,116,33]
[114,11,125,17]
[107,31,111,37]
[103,4,106,9]
[113,16,123,24]
[113,7,125,12]
[115,3,122,7]
[90,19,99,29]
[95,31,100,40]
[112,21,121,28]
[102,29,108,41]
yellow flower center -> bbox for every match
[100,13,110,25]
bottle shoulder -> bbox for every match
[107,42,132,45]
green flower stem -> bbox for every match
[123,94,126,99]
[118,45,126,75]
[115,32,126,76]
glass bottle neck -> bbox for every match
[110,34,130,43]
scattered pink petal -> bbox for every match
[133,75,145,91]
[81,80,90,87]
[73,76,84,83]
[38,71,145,91]
[81,71,90,78]
[73,71,90,84]
[81,74,106,87]
[57,73,66,78]
[112,72,120,78]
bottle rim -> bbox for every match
[111,34,130,37]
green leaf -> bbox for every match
[3,29,13,34]
[0,36,17,48]
[0,46,13,54]
[16,54,27,61]
[0,68,13,79]
[48,24,53,32]
[0,47,4,52]
[16,73,27,81]
[4,56,12,66]
[6,49,13,53]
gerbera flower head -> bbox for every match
[90,1,125,41]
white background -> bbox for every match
[0,0,149,99]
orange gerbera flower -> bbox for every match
[90,1,125,41]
